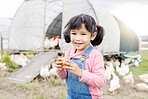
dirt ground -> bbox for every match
[0,70,148,99]
[103,79,148,99]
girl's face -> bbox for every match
[70,24,96,53]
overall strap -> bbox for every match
[82,45,94,58]
[81,45,94,62]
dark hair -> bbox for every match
[63,14,104,46]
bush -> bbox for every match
[1,54,19,72]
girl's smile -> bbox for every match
[75,42,82,47]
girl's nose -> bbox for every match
[75,35,81,40]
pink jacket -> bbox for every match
[56,47,106,99]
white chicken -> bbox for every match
[48,37,59,49]
[44,36,50,50]
[40,65,50,80]
[107,71,120,93]
[138,74,148,84]
[123,71,134,85]
[114,59,120,67]
[124,58,132,65]
[0,63,7,71]
[108,62,114,73]
[49,67,58,77]
[130,58,135,63]
[135,83,148,92]
[137,55,141,61]
[116,63,129,76]
[134,60,139,67]
[10,54,30,67]
[0,63,6,66]
[58,38,61,47]
[105,65,112,80]
[51,62,56,68]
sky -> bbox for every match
[0,0,23,18]
[95,0,148,36]
[0,0,148,36]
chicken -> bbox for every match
[135,83,148,92]
[137,55,141,61]
[58,38,61,47]
[123,71,134,85]
[48,36,59,49]
[10,54,15,62]
[134,60,139,67]
[105,65,112,80]
[49,67,58,77]
[53,36,59,46]
[116,63,129,76]
[108,62,114,73]
[114,59,120,67]
[40,65,50,80]
[124,58,132,65]
[0,63,6,66]
[0,63,7,71]
[51,62,56,68]
[110,58,115,66]
[138,74,148,84]
[104,62,114,80]
[10,54,30,67]
[107,72,120,93]
[131,59,135,63]
[44,36,50,50]
[1,66,7,71]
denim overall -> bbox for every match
[66,45,94,99]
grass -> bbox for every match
[60,89,67,99]
[128,51,148,75]
[16,83,40,92]
[48,76,65,86]
[1,53,19,72]
[127,50,148,81]
[20,51,38,55]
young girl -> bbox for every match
[56,14,106,99]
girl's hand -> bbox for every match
[55,58,64,71]
[62,60,83,77]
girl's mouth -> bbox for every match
[75,42,82,46]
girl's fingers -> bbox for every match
[55,61,62,65]
[55,64,62,68]
[63,66,74,70]
[62,61,70,66]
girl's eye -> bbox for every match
[71,33,76,35]
[81,33,86,35]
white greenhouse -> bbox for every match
[8,0,140,54]
[0,17,11,50]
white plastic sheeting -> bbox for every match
[45,0,62,33]
[9,0,45,51]
[9,0,63,51]
[62,0,120,53]
[9,0,139,53]
[0,17,11,50]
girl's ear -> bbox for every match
[91,32,97,41]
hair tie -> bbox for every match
[96,24,99,28]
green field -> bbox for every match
[127,50,148,82]
[128,50,148,74]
